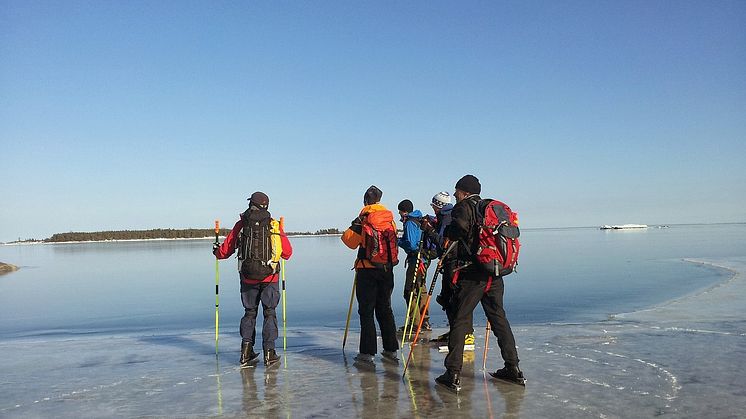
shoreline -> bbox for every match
[1,233,343,246]
[4,222,744,245]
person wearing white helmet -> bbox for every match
[422,192,475,347]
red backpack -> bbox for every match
[474,199,521,276]
[361,210,399,269]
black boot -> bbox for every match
[264,349,280,367]
[239,342,259,368]
[490,365,526,386]
[435,370,461,392]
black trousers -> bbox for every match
[444,275,519,373]
[437,262,456,326]
[240,281,280,350]
[356,268,399,355]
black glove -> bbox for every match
[212,242,220,256]
[350,217,362,234]
[420,217,434,233]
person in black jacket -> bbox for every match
[435,175,525,392]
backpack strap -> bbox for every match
[458,196,482,259]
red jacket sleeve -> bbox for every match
[280,225,293,260]
[215,219,242,259]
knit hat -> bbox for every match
[397,199,414,213]
[455,175,481,195]
[363,185,383,205]
[431,192,451,209]
[248,191,269,209]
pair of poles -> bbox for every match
[401,237,427,348]
[214,218,288,356]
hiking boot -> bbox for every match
[354,353,375,365]
[490,365,526,386]
[464,333,475,345]
[435,370,461,392]
[381,350,399,363]
[432,331,450,343]
[239,342,260,368]
[263,349,280,367]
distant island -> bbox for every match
[600,224,649,230]
[4,228,342,244]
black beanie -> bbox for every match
[364,185,383,205]
[397,199,414,213]
[455,175,481,195]
[248,191,269,209]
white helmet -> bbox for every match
[431,191,451,209]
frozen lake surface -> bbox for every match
[1,258,744,418]
[1,226,745,417]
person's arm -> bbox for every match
[279,224,293,260]
[341,217,363,249]
[214,219,242,259]
[446,204,471,243]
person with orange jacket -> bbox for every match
[213,191,293,368]
[341,185,400,364]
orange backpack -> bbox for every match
[361,210,399,269]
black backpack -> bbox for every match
[238,209,277,280]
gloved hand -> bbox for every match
[417,259,427,277]
[350,217,362,234]
[212,242,220,256]
[420,216,434,233]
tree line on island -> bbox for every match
[10,228,342,243]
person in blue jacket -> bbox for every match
[397,199,431,331]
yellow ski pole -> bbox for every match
[401,235,425,347]
[406,283,424,341]
[483,321,491,370]
[280,217,287,353]
[342,270,357,351]
[403,241,456,378]
[214,220,220,356]
[401,288,416,348]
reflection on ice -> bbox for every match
[1,257,745,418]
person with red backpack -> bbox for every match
[213,192,293,368]
[435,175,525,392]
[422,192,475,348]
[341,186,400,365]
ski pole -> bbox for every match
[483,321,491,370]
[406,265,427,342]
[401,284,417,348]
[403,241,456,378]
[214,219,220,356]
[215,357,223,415]
[401,235,425,348]
[406,284,423,341]
[342,270,357,351]
[280,217,287,353]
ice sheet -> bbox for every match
[1,257,744,418]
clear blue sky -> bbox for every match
[1,1,744,242]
